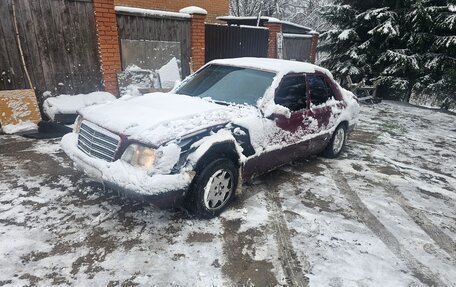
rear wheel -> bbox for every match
[187,158,238,218]
[322,124,347,158]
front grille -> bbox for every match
[77,121,120,162]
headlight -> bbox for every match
[121,144,156,170]
[73,115,83,133]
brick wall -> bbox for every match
[190,13,206,72]
[114,0,229,22]
[93,0,122,96]
[264,22,282,59]
[309,34,319,64]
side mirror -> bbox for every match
[263,104,291,119]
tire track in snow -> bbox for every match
[330,170,446,287]
[264,174,309,287]
[383,182,456,262]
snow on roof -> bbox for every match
[179,6,207,15]
[283,33,313,39]
[216,16,317,34]
[217,15,269,21]
[240,25,268,30]
[266,18,313,32]
[115,6,191,19]
[208,57,332,77]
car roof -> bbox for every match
[208,57,333,78]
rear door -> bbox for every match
[273,74,312,134]
[307,73,345,131]
[306,73,345,152]
[243,74,314,179]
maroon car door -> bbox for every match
[243,74,315,179]
[305,73,346,153]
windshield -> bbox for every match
[175,64,275,106]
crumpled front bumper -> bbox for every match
[61,133,194,207]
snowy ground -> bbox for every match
[0,101,455,286]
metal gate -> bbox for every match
[282,34,313,62]
[205,24,269,62]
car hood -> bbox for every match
[79,93,255,146]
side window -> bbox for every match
[308,75,333,106]
[275,75,307,112]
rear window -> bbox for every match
[175,64,275,106]
[308,74,335,105]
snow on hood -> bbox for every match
[43,92,116,121]
[79,93,256,147]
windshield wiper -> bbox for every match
[212,100,230,106]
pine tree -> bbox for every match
[319,2,399,85]
[319,0,456,106]
[376,0,456,102]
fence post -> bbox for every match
[309,33,319,64]
[182,7,207,72]
[93,0,121,96]
[264,22,282,59]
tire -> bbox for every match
[322,124,347,158]
[186,158,239,218]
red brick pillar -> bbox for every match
[309,33,319,64]
[264,22,282,58]
[185,8,207,72]
[93,0,121,96]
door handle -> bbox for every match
[303,118,313,125]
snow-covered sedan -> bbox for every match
[62,58,359,217]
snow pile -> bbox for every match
[43,92,116,120]
[1,121,37,134]
[115,6,191,19]
[179,6,207,15]
[157,57,181,89]
[118,65,157,96]
[118,58,181,96]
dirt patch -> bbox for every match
[221,218,278,286]
[70,227,118,277]
[186,232,215,243]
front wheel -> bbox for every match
[187,158,239,218]
[322,124,347,158]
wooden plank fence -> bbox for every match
[205,24,269,62]
[116,11,192,78]
[0,0,102,105]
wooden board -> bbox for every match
[0,0,103,107]
[0,89,41,126]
